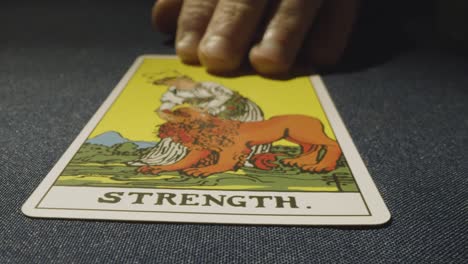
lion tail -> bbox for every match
[251,153,282,170]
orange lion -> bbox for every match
[138,107,342,177]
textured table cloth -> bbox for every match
[1,0,466,263]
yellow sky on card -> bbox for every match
[88,57,335,142]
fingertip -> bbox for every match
[249,43,292,75]
[195,0,269,74]
[175,0,218,66]
[176,32,202,64]
[248,0,321,75]
[198,36,242,73]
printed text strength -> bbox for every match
[98,192,301,209]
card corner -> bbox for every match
[21,201,38,218]
[370,210,392,226]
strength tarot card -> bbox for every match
[22,55,391,225]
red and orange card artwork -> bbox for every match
[22,56,390,225]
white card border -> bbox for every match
[22,55,391,226]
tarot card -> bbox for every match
[22,55,390,225]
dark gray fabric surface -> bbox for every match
[1,1,467,263]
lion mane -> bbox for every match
[157,115,241,153]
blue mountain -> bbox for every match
[87,131,156,149]
[133,141,157,149]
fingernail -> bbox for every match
[256,41,284,60]
[200,35,229,60]
[177,32,199,50]
[250,42,291,74]
[176,32,200,62]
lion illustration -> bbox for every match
[138,107,342,177]
[129,74,270,167]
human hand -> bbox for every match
[152,0,360,75]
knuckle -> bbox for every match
[209,1,257,35]
[218,0,254,19]
[178,1,216,31]
[271,8,303,31]
[266,0,320,41]
[272,17,301,39]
